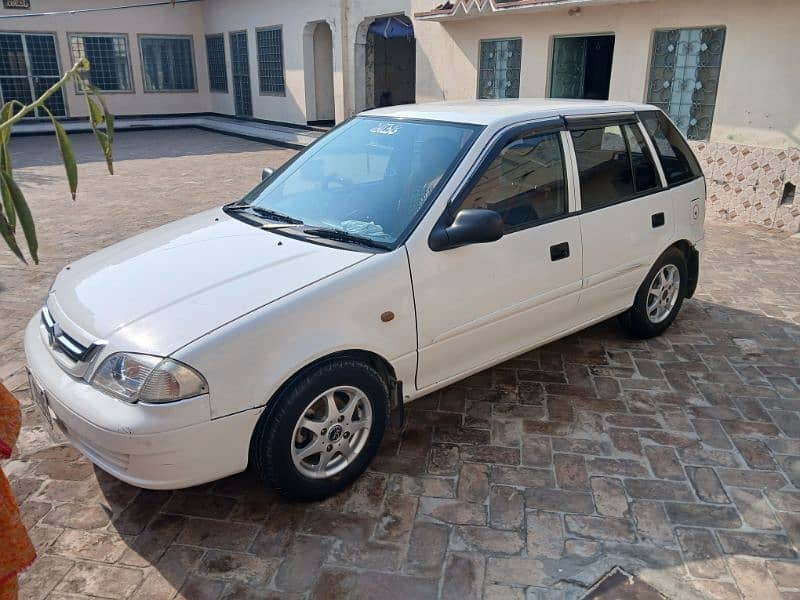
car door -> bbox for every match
[408,121,584,391]
[567,115,672,321]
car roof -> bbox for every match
[362,98,656,126]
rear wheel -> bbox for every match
[619,248,687,339]
[250,358,389,501]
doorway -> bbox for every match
[550,34,615,100]
[304,21,335,124]
[369,16,415,108]
[355,15,415,112]
[0,32,66,116]
[229,31,252,117]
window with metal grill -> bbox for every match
[256,27,285,95]
[69,33,132,92]
[1,32,66,116]
[140,35,196,92]
[205,34,227,92]
[646,27,726,140]
[478,38,521,100]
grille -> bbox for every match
[256,27,285,94]
[140,35,196,91]
[41,306,97,363]
[69,33,132,92]
[0,32,66,116]
[206,34,227,92]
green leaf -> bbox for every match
[43,107,78,200]
[0,209,25,263]
[85,92,114,174]
[0,170,37,264]
[0,102,14,146]
[86,96,103,126]
[0,145,15,231]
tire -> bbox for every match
[619,247,688,339]
[250,357,390,501]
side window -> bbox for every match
[571,124,634,210]
[640,111,702,186]
[623,124,660,193]
[460,131,566,230]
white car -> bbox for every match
[25,100,705,500]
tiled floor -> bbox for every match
[1,130,799,599]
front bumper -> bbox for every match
[23,314,262,490]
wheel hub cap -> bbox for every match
[290,386,373,480]
[327,424,343,442]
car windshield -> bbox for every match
[236,116,481,247]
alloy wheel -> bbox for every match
[646,264,681,324]
[290,386,373,479]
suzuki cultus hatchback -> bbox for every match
[26,100,705,500]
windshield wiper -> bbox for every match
[300,227,390,250]
[227,204,304,225]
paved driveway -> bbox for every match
[2,130,799,600]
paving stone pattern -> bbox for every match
[1,130,800,599]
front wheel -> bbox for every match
[250,358,389,501]
[619,247,687,339]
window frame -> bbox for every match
[68,31,134,94]
[476,37,522,100]
[565,114,667,213]
[255,24,286,97]
[205,33,228,93]
[137,33,198,93]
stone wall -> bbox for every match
[691,141,800,234]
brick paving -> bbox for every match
[1,129,800,599]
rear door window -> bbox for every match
[571,124,634,210]
[640,110,703,186]
[571,122,663,211]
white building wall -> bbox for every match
[201,0,344,123]
[0,0,211,118]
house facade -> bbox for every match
[1,0,798,231]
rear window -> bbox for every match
[640,110,702,186]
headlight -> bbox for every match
[91,352,208,404]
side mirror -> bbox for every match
[262,167,275,181]
[429,208,504,251]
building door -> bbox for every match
[550,35,615,100]
[229,31,252,117]
[0,32,66,116]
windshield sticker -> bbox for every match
[370,122,400,136]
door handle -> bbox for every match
[652,212,665,228]
[550,242,570,261]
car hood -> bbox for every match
[48,208,371,354]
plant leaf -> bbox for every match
[0,170,37,263]
[0,146,15,232]
[0,209,25,263]
[43,107,78,200]
[85,91,114,174]
[86,96,103,126]
[0,101,14,146]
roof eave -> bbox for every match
[414,0,655,22]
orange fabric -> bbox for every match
[0,381,36,596]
